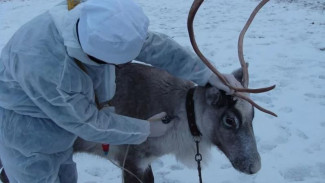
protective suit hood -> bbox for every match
[49,2,99,66]
[78,0,149,64]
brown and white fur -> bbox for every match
[73,63,261,183]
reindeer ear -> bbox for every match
[232,62,249,85]
[205,87,236,107]
[205,87,222,107]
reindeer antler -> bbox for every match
[187,0,277,117]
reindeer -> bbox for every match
[74,1,276,182]
[74,62,260,182]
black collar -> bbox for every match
[186,87,202,137]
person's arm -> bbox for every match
[13,53,150,145]
[136,31,241,94]
[135,31,212,86]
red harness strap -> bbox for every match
[102,144,110,155]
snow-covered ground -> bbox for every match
[1,0,324,182]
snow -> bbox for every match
[1,0,325,182]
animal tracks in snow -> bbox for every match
[281,165,314,182]
[318,75,325,80]
[304,93,325,99]
[169,165,184,171]
[279,107,293,113]
[84,167,108,177]
[259,143,277,154]
[281,163,325,182]
[321,121,325,128]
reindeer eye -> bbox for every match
[223,116,239,130]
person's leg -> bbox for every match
[58,153,78,183]
[0,142,74,183]
[0,153,78,183]
[0,156,9,183]
[0,108,77,183]
[0,160,9,183]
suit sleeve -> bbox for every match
[135,31,212,86]
[12,52,150,145]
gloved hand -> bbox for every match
[208,74,242,95]
[147,112,172,137]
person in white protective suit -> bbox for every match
[0,0,240,182]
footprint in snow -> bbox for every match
[250,79,271,86]
[281,165,314,182]
[279,107,293,113]
[295,130,309,140]
[304,93,317,99]
[316,163,325,179]
[159,179,181,183]
[304,93,325,104]
[321,121,325,128]
[155,171,181,183]
[1,25,10,30]
[318,75,325,80]
[276,52,288,59]
[251,95,273,105]
[220,163,232,170]
[84,167,108,177]
[169,164,184,171]
[274,125,292,144]
[277,79,293,89]
[259,143,277,153]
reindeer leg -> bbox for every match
[0,168,9,183]
[123,160,154,183]
[143,165,154,183]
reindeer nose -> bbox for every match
[248,158,261,174]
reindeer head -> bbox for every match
[187,0,275,174]
[198,67,260,174]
